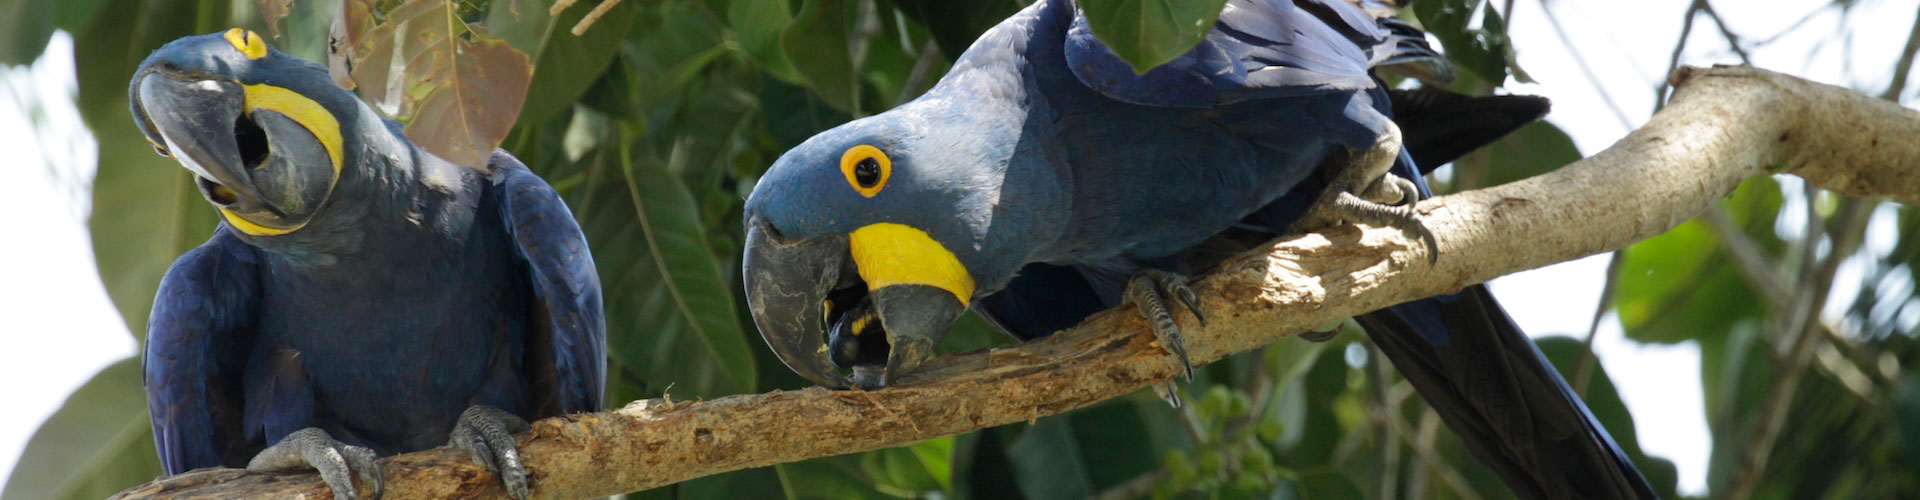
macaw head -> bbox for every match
[129,29,366,238]
[743,98,1067,389]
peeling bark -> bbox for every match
[110,66,1920,500]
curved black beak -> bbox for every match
[135,72,285,218]
[744,216,854,389]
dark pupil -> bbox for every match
[854,158,881,187]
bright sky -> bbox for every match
[2,1,1916,496]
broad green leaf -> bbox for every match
[1413,0,1532,85]
[674,465,787,499]
[887,0,1024,62]
[572,135,758,398]
[780,0,859,112]
[1005,400,1168,498]
[860,447,941,495]
[1615,177,1782,343]
[1453,121,1582,190]
[516,0,637,125]
[775,455,891,500]
[1078,0,1229,74]
[951,426,1026,499]
[1,358,163,500]
[1007,417,1096,499]
[727,0,801,83]
[0,0,109,65]
[338,0,533,168]
[907,436,955,491]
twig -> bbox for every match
[107,67,1920,500]
[570,0,622,36]
[1654,0,1708,112]
[1882,2,1920,102]
[1368,344,1400,499]
[1697,1,1754,65]
[1724,197,1872,500]
[1536,0,1636,130]
[1388,397,1485,500]
[1571,249,1624,396]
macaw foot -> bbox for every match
[1126,269,1206,386]
[1298,121,1440,264]
[247,427,383,500]
[449,405,533,500]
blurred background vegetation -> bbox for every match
[2,0,1918,499]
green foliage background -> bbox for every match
[3,0,1918,499]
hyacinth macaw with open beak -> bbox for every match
[741,0,1656,497]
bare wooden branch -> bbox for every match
[110,65,1920,500]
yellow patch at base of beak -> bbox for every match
[221,207,296,236]
[848,223,975,306]
[213,85,342,237]
[240,84,343,177]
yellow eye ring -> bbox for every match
[224,28,267,60]
[839,144,891,198]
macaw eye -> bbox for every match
[839,144,891,198]
[223,28,268,60]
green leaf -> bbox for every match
[1007,417,1096,499]
[775,455,891,500]
[1413,0,1532,85]
[1454,121,1582,190]
[780,0,859,112]
[516,0,638,125]
[1615,177,1783,343]
[727,0,801,83]
[1,358,163,500]
[0,0,109,65]
[575,136,758,398]
[1077,0,1230,74]
[887,0,1024,62]
[1005,400,1169,498]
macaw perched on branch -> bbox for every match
[742,0,1656,498]
[130,30,604,500]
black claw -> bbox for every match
[452,405,532,500]
[1127,270,1200,382]
[247,427,382,500]
[1299,329,1338,342]
[1153,382,1183,408]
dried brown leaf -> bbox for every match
[333,0,533,168]
[255,0,294,38]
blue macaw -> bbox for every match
[131,29,604,500]
[741,0,1655,498]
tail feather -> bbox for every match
[1356,285,1656,499]
[1388,88,1551,171]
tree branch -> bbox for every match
[111,65,1920,500]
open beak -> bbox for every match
[745,217,968,389]
[134,72,286,219]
